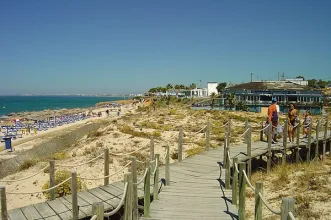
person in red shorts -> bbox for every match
[268,98,279,144]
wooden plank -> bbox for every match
[44,216,61,220]
[99,184,124,198]
[20,206,42,220]
[34,202,57,218]
[78,190,112,211]
[8,208,27,220]
[60,196,88,218]
[47,199,69,215]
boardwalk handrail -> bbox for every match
[56,153,104,167]
[0,165,50,182]
[6,177,72,195]
[104,182,128,217]
[78,161,132,180]
[258,192,281,215]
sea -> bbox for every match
[0,96,126,116]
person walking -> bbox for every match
[267,98,279,144]
[288,103,299,143]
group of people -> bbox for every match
[267,98,313,144]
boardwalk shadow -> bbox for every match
[216,161,239,220]
[216,178,239,220]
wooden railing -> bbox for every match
[226,116,330,220]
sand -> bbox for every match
[0,102,328,212]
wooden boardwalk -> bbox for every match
[141,149,238,220]
[140,130,331,220]
[5,130,330,220]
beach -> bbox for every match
[0,100,329,216]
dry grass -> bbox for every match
[19,159,37,171]
[249,158,331,219]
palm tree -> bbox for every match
[166,84,173,91]
[210,92,218,109]
[189,83,197,89]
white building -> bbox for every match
[189,88,208,97]
[285,78,308,86]
[207,82,218,96]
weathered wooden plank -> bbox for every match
[60,196,88,218]
[8,208,27,220]
[34,202,57,218]
[44,215,61,220]
[77,191,112,211]
[20,206,42,220]
[99,184,124,198]
[47,199,69,215]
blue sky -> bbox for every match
[1,0,330,95]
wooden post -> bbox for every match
[178,127,183,162]
[239,163,246,220]
[260,120,264,141]
[224,132,229,168]
[282,120,288,165]
[144,162,151,218]
[49,160,55,201]
[315,120,320,160]
[247,126,252,179]
[296,121,301,163]
[131,156,138,220]
[267,122,272,173]
[225,147,230,189]
[232,157,238,206]
[92,202,104,220]
[124,172,133,220]
[71,172,78,220]
[153,154,160,200]
[281,197,295,220]
[104,148,110,186]
[254,182,263,220]
[307,122,312,161]
[0,186,8,220]
[227,119,231,146]
[323,118,328,161]
[205,119,210,150]
[150,137,155,170]
[165,145,170,186]
[244,119,248,144]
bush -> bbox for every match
[19,160,37,171]
[186,146,204,157]
[51,152,69,160]
[42,170,86,200]
[87,130,103,139]
[152,130,161,138]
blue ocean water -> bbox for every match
[0,96,125,116]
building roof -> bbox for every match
[227,81,317,91]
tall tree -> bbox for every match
[189,83,197,89]
[216,82,227,94]
[166,84,173,90]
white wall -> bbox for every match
[207,82,218,96]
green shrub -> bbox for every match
[51,152,69,160]
[42,170,86,200]
[186,146,204,157]
[19,160,37,171]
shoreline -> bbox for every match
[0,96,133,118]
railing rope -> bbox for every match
[104,182,129,217]
[153,154,160,200]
